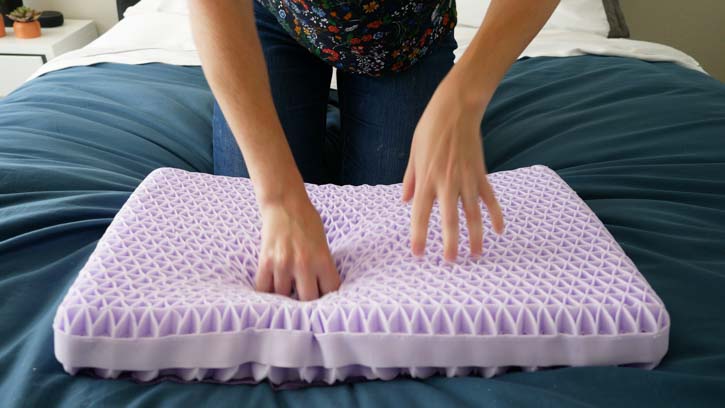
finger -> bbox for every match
[439,189,460,262]
[402,161,415,203]
[273,270,293,297]
[410,188,435,256]
[293,254,320,301]
[479,177,505,235]
[255,253,274,293]
[273,247,293,296]
[462,191,483,256]
[317,254,341,295]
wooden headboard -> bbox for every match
[117,0,142,20]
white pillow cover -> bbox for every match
[130,0,612,37]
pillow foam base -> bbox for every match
[53,165,669,385]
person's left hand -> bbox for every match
[402,68,505,261]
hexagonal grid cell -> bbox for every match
[53,165,669,385]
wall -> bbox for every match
[621,0,725,81]
[25,0,118,34]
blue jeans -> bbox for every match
[212,1,457,185]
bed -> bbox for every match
[1,0,724,406]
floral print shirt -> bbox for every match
[256,0,457,76]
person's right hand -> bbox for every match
[255,194,340,301]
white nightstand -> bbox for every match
[0,19,98,96]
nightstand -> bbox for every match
[0,19,98,97]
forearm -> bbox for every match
[453,0,560,107]
[188,0,305,205]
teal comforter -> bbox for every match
[1,56,724,407]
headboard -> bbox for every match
[117,0,142,20]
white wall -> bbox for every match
[25,0,118,34]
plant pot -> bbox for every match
[13,20,41,39]
[0,16,6,38]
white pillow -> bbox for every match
[124,0,189,17]
[455,0,492,27]
[122,0,160,16]
[545,0,609,36]
[130,0,609,36]
[457,0,609,37]
[158,0,190,15]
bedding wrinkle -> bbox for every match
[1,106,210,174]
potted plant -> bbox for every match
[7,6,41,39]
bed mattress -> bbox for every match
[2,56,724,406]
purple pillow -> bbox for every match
[53,165,669,384]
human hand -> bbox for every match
[255,193,340,300]
[402,69,505,261]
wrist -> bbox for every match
[446,61,498,115]
[254,170,309,211]
[236,127,309,209]
[256,175,307,208]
